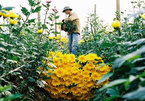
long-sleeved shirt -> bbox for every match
[64,12,80,34]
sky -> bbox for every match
[0,0,134,36]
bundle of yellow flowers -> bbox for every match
[38,52,111,100]
[111,20,121,29]
[0,10,18,19]
[8,12,19,19]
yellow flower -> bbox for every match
[8,12,18,19]
[91,73,102,81]
[49,51,55,57]
[111,20,121,28]
[56,86,64,93]
[62,54,70,62]
[65,79,72,86]
[83,65,91,72]
[79,40,85,44]
[68,54,76,62]
[57,40,60,43]
[86,81,94,87]
[72,77,80,84]
[51,87,59,95]
[63,88,70,94]
[140,14,145,20]
[53,57,60,64]
[37,29,43,34]
[48,36,54,40]
[52,79,61,86]
[61,45,64,48]
[54,68,64,77]
[9,19,18,25]
[78,55,87,63]
[0,26,2,29]
[55,35,61,40]
[55,51,63,58]
[81,87,89,94]
[0,11,2,16]
[86,53,98,61]
[61,37,68,43]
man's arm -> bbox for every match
[64,13,78,21]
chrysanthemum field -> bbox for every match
[0,0,145,101]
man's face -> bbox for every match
[64,10,71,15]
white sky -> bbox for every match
[0,0,134,35]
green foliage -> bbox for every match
[0,1,62,100]
[0,85,22,101]
[78,0,145,101]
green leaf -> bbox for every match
[104,96,120,101]
[106,88,120,96]
[55,16,60,19]
[48,17,53,21]
[28,0,35,6]
[0,47,7,52]
[100,79,128,91]
[123,87,145,100]
[112,45,145,69]
[32,6,41,13]
[133,66,145,71]
[42,24,48,29]
[3,7,14,11]
[0,5,2,10]
[130,38,145,46]
[97,72,113,84]
[0,85,11,92]
[28,77,35,82]
[28,19,35,23]
[21,7,30,16]
[3,94,22,101]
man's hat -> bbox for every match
[63,6,72,12]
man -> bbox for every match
[62,6,80,55]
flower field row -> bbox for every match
[0,0,145,101]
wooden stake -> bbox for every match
[38,0,41,24]
[94,4,96,16]
[93,4,97,35]
[116,0,120,20]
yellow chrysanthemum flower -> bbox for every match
[78,55,87,63]
[111,20,121,28]
[63,88,70,94]
[51,87,59,95]
[78,40,85,44]
[9,19,18,25]
[52,79,61,86]
[91,73,102,81]
[86,53,98,61]
[37,29,43,34]
[49,51,55,57]
[8,12,19,19]
[68,54,76,62]
[54,68,64,77]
